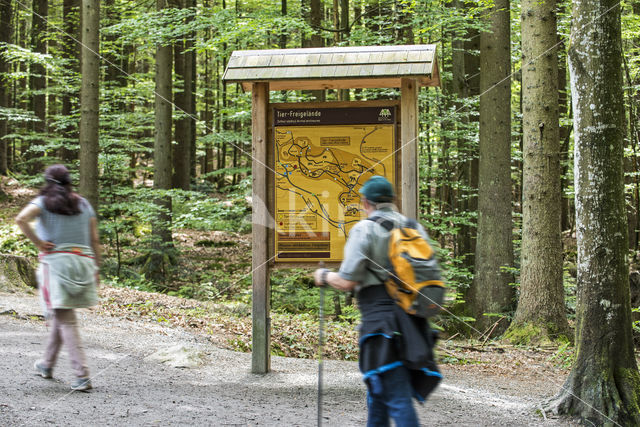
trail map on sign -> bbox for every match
[274,106,396,262]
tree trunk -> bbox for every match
[301,0,310,48]
[509,0,569,343]
[0,0,12,175]
[148,0,175,283]
[447,0,465,260]
[29,0,47,174]
[309,0,324,101]
[396,0,413,44]
[546,0,640,423]
[15,6,27,169]
[458,2,480,269]
[172,1,192,191]
[280,0,287,48]
[203,2,214,179]
[60,0,80,163]
[0,254,36,292]
[469,0,514,334]
[79,0,100,210]
[338,0,349,101]
[189,0,196,179]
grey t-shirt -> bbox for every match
[337,207,429,292]
[31,196,95,247]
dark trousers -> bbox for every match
[366,365,420,427]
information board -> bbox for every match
[274,105,396,262]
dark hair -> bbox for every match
[39,164,82,215]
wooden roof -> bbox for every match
[222,45,440,91]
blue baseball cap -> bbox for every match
[359,175,395,203]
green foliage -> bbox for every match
[3,0,640,358]
[267,268,360,323]
[549,342,575,370]
[632,307,640,335]
[105,274,156,293]
[0,224,38,257]
[173,193,251,233]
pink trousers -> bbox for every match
[42,309,89,378]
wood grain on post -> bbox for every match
[251,82,271,374]
[401,77,419,219]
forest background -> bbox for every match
[1,0,640,423]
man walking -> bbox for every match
[314,175,441,426]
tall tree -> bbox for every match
[546,1,640,423]
[338,0,349,101]
[458,0,480,269]
[0,0,11,176]
[469,0,514,333]
[188,0,196,179]
[508,0,570,341]
[60,0,80,163]
[148,0,174,282]
[202,0,214,178]
[29,0,47,173]
[79,0,100,209]
[172,0,192,191]
[301,0,310,47]
[309,0,324,101]
[280,0,287,49]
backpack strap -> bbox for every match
[368,215,419,231]
[365,216,391,284]
[367,215,394,232]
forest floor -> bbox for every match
[0,288,581,426]
[0,179,583,425]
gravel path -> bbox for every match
[0,293,577,426]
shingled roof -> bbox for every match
[222,45,440,91]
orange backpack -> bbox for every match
[368,217,445,318]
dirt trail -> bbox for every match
[0,293,577,426]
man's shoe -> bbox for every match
[70,377,92,391]
[34,361,52,379]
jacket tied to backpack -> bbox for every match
[358,285,442,402]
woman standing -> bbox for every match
[15,164,100,391]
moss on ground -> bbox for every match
[504,322,571,346]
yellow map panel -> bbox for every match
[274,106,396,262]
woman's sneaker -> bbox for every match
[34,361,52,379]
[71,377,92,391]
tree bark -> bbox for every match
[458,2,480,269]
[469,0,514,334]
[546,0,640,423]
[0,0,12,175]
[301,0,310,48]
[0,254,36,292]
[29,0,47,174]
[189,24,196,179]
[60,0,80,163]
[203,0,214,179]
[172,0,192,191]
[79,0,100,209]
[309,0,324,101]
[148,0,175,283]
[338,0,349,101]
[510,0,570,342]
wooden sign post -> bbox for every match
[223,45,440,374]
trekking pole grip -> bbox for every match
[318,261,328,287]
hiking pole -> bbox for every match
[317,261,326,426]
